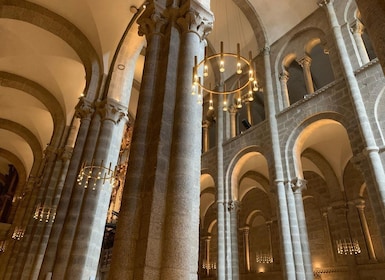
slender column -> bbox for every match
[291,178,313,280]
[245,101,253,126]
[264,47,296,279]
[319,0,385,249]
[285,181,306,279]
[240,227,250,272]
[229,201,239,280]
[298,56,314,94]
[39,98,94,280]
[217,94,226,280]
[203,236,212,276]
[228,106,237,138]
[355,0,385,74]
[321,208,337,263]
[202,120,210,152]
[279,71,290,108]
[65,99,126,279]
[350,20,370,65]
[355,199,377,261]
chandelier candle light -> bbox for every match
[192,42,259,110]
[12,226,25,240]
[33,203,56,223]
[77,159,117,190]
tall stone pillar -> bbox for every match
[285,181,306,279]
[350,20,370,65]
[321,208,337,263]
[202,236,212,276]
[229,201,240,280]
[229,106,238,137]
[108,2,213,280]
[355,0,385,74]
[279,71,290,108]
[319,0,385,250]
[202,120,210,152]
[355,199,377,261]
[298,56,314,94]
[63,99,126,279]
[263,47,296,279]
[240,227,250,272]
[38,98,95,280]
[291,178,313,280]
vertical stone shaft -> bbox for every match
[108,10,164,280]
[39,100,93,279]
[52,105,100,278]
[65,100,126,279]
[355,0,385,74]
[160,10,207,279]
[292,179,313,279]
[263,47,296,279]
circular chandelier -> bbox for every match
[192,42,259,110]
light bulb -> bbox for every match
[236,62,242,74]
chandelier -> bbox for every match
[12,226,25,240]
[192,42,259,110]
[256,251,273,264]
[77,160,117,190]
[33,203,56,223]
[202,261,216,270]
[336,238,361,255]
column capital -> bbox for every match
[75,97,94,120]
[176,8,213,40]
[202,120,210,128]
[297,55,312,68]
[228,105,238,115]
[290,177,307,193]
[239,226,250,233]
[350,19,365,35]
[279,70,289,82]
[58,146,73,161]
[317,0,331,8]
[227,200,240,212]
[96,99,127,124]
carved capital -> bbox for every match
[176,9,213,40]
[138,3,168,38]
[75,97,94,120]
[297,55,312,68]
[317,0,331,8]
[59,146,73,161]
[96,99,127,124]
[228,200,240,212]
[279,71,289,82]
[290,177,307,193]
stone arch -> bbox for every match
[226,145,269,202]
[0,72,66,148]
[0,119,43,176]
[284,112,351,181]
[0,148,27,196]
[0,0,102,100]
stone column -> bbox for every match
[285,181,306,279]
[160,7,212,279]
[355,199,377,261]
[203,236,212,276]
[321,208,337,263]
[202,120,210,152]
[350,20,370,65]
[108,2,213,280]
[65,99,126,279]
[263,46,296,279]
[319,0,385,250]
[298,56,314,94]
[279,71,290,108]
[291,178,313,280]
[355,0,385,74]
[229,106,238,137]
[245,101,253,126]
[240,227,250,272]
[229,201,240,280]
[39,98,95,280]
